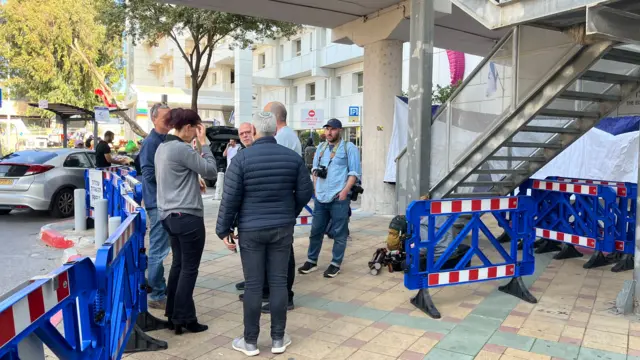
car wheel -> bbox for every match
[205,179,216,188]
[51,188,74,218]
[0,209,11,216]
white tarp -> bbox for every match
[384,97,409,183]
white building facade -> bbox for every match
[126,26,482,144]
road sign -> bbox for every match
[348,106,361,124]
[94,106,112,123]
[38,100,48,109]
[301,108,323,129]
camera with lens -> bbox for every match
[350,184,364,201]
[314,165,328,179]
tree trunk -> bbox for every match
[115,110,148,138]
[191,76,199,112]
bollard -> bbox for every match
[94,199,108,248]
[74,189,87,232]
[108,216,122,236]
[213,172,225,200]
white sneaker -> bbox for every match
[232,337,260,356]
[271,333,292,354]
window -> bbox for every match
[294,39,302,56]
[258,53,266,69]
[211,72,217,85]
[230,70,235,84]
[279,45,285,61]
[291,86,298,103]
[354,72,364,93]
[324,79,328,99]
[335,76,342,97]
[63,153,92,168]
[306,83,316,101]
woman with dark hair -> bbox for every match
[155,108,217,334]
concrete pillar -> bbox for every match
[361,40,403,215]
[234,48,253,127]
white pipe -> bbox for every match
[108,217,122,237]
[74,189,86,232]
[94,199,108,248]
[214,172,225,200]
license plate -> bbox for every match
[0,178,14,185]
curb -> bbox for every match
[39,221,76,249]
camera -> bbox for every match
[314,165,328,179]
[350,184,364,201]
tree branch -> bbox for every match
[168,30,194,74]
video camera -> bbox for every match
[314,165,328,179]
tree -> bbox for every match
[117,1,301,111]
[0,0,124,116]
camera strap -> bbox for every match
[318,140,342,168]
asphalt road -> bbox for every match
[0,210,63,295]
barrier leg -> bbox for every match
[583,251,615,269]
[499,277,538,304]
[136,310,170,332]
[612,254,634,272]
[124,324,168,353]
[535,239,562,254]
[410,289,441,319]
[553,244,584,260]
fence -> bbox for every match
[521,177,636,272]
[0,167,166,359]
[404,195,538,318]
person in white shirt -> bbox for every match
[223,139,239,169]
[266,102,302,157]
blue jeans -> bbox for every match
[147,208,170,301]
[307,198,350,267]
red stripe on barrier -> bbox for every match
[428,273,438,286]
[0,309,15,347]
[27,287,45,322]
[469,269,479,281]
[490,198,500,210]
[506,266,515,276]
[430,202,441,214]
[449,271,459,283]
[488,267,497,278]
[559,183,567,192]
[557,232,564,241]
[56,272,70,302]
[452,201,462,213]
[471,200,481,211]
[587,238,596,248]
[615,241,625,251]
[509,198,518,209]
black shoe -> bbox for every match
[323,265,340,278]
[175,322,208,335]
[239,293,269,302]
[235,281,245,291]
[298,261,318,274]
[261,300,295,314]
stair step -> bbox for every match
[521,125,581,134]
[444,192,502,198]
[538,108,600,118]
[603,48,640,66]
[488,155,547,162]
[558,90,621,102]
[461,181,514,187]
[504,141,563,149]
[581,70,640,84]
[473,169,529,175]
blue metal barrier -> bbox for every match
[0,258,101,359]
[404,196,537,318]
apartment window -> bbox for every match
[279,45,284,61]
[294,39,302,57]
[335,76,342,97]
[212,72,217,85]
[291,86,298,103]
[230,70,235,84]
[258,53,266,69]
[306,83,316,101]
[354,72,364,93]
[324,79,328,99]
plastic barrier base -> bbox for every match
[535,240,562,254]
[497,232,511,244]
[136,311,170,332]
[124,324,168,354]
[584,251,616,269]
[612,254,634,272]
[553,244,584,260]
[499,277,538,304]
[410,289,441,319]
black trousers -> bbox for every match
[238,247,295,301]
[161,213,206,325]
[239,225,293,343]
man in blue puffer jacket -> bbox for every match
[216,111,313,357]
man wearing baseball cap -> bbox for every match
[298,118,361,278]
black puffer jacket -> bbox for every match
[215,136,314,237]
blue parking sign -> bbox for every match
[349,106,359,117]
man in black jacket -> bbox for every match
[216,111,313,357]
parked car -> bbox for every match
[0,148,97,217]
[203,126,241,187]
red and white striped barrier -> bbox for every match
[553,177,628,196]
[123,196,138,215]
[428,264,515,286]
[0,272,70,348]
[430,197,518,215]
[106,221,135,259]
[112,316,133,360]
[532,180,597,195]
[296,216,312,225]
[535,228,596,248]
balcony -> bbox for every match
[321,44,364,68]
[279,53,313,79]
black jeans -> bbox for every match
[263,246,295,301]
[239,225,293,344]
[161,213,206,325]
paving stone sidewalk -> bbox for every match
[126,200,640,360]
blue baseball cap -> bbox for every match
[323,118,342,129]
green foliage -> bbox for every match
[0,0,124,113]
[432,80,462,105]
[299,130,320,145]
[115,1,301,110]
